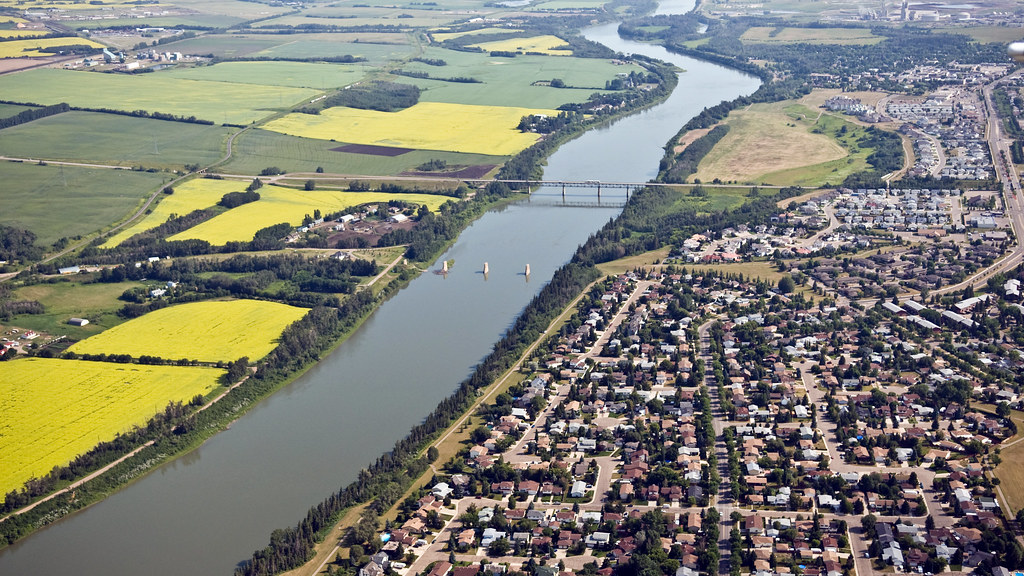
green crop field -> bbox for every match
[0,112,234,171]
[0,161,167,245]
[62,14,245,29]
[220,128,505,176]
[0,69,318,125]
[394,47,640,108]
[256,38,416,63]
[161,61,370,90]
[11,281,145,339]
[104,178,247,247]
[169,185,453,244]
[0,358,224,494]
[531,0,609,9]
[68,299,309,362]
[161,32,412,63]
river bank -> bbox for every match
[0,5,761,574]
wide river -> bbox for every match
[0,8,758,576]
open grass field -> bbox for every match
[0,37,105,57]
[938,26,1024,44]
[256,38,415,62]
[0,102,34,117]
[0,68,317,125]
[469,35,572,55]
[263,102,556,156]
[161,61,370,90]
[0,357,225,494]
[0,161,167,245]
[221,128,505,176]
[740,26,884,45]
[103,178,245,247]
[395,47,638,108]
[0,112,233,171]
[169,185,453,244]
[531,0,608,9]
[68,299,308,362]
[11,280,145,339]
[691,101,871,186]
[995,432,1024,513]
[431,28,523,42]
[62,14,245,29]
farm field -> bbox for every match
[395,47,638,108]
[0,358,225,495]
[532,0,608,9]
[10,281,145,339]
[469,35,572,55]
[263,102,557,156]
[220,128,505,176]
[161,32,413,63]
[0,28,48,38]
[691,101,868,186]
[169,185,453,244]
[431,28,523,42]
[67,299,309,362]
[0,37,105,57]
[61,14,245,29]
[0,68,317,125]
[161,61,370,90]
[740,26,885,45]
[0,103,34,117]
[941,25,1024,43]
[0,161,166,245]
[0,112,234,171]
[103,178,246,247]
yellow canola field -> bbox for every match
[263,101,557,156]
[431,27,522,42]
[68,299,308,362]
[104,179,248,247]
[0,29,48,39]
[0,37,105,58]
[0,358,223,494]
[171,186,451,245]
[468,35,572,56]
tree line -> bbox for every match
[0,102,70,130]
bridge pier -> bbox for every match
[597,183,601,198]
[561,182,565,199]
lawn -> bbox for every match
[469,35,572,55]
[263,102,557,156]
[11,280,145,340]
[168,185,453,244]
[0,68,317,125]
[103,178,247,247]
[0,37,105,57]
[740,26,884,46]
[692,101,872,186]
[0,357,224,494]
[67,299,309,362]
[161,61,371,90]
[394,47,639,108]
[0,161,167,245]
[0,111,234,171]
[220,128,506,176]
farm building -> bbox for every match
[68,318,90,327]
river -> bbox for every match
[0,7,758,575]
